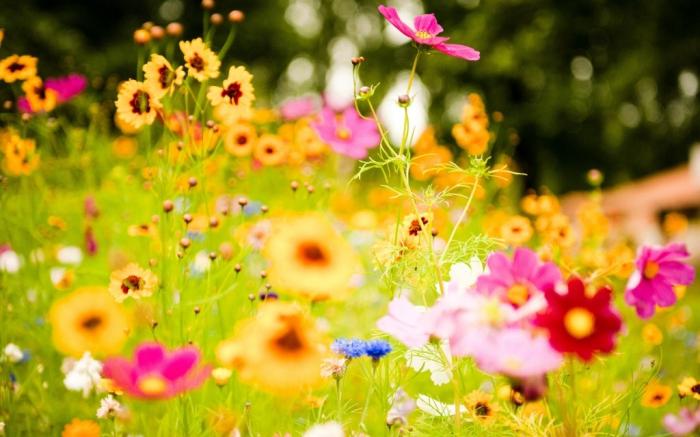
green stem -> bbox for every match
[439,175,480,265]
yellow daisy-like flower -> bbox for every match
[61,419,100,437]
[641,381,672,408]
[500,215,533,246]
[143,54,185,97]
[179,38,220,81]
[207,66,255,121]
[0,54,37,83]
[264,214,360,301]
[216,301,329,394]
[223,123,257,157]
[115,80,162,130]
[108,263,159,302]
[678,377,700,400]
[253,134,289,166]
[464,390,499,423]
[641,323,663,346]
[1,131,40,176]
[22,76,58,112]
[48,286,131,357]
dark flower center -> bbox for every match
[275,325,303,352]
[8,62,25,73]
[474,402,491,417]
[129,90,151,115]
[81,314,103,330]
[237,135,248,145]
[298,242,328,265]
[35,86,46,100]
[692,384,700,394]
[221,82,243,105]
[408,217,429,236]
[121,275,143,294]
[158,65,172,90]
[189,54,205,71]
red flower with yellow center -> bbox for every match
[534,277,623,362]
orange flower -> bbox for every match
[61,419,100,437]
[253,134,288,166]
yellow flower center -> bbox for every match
[506,284,529,306]
[138,375,168,396]
[335,127,351,140]
[643,261,660,279]
[564,307,595,339]
[415,30,432,40]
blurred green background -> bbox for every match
[1,0,699,193]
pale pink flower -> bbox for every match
[311,106,380,159]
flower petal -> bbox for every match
[378,5,417,40]
[433,43,480,61]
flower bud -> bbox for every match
[397,94,411,107]
[166,22,183,37]
[183,213,193,224]
[162,200,174,213]
[179,237,191,249]
[188,177,198,188]
[201,0,214,10]
[351,56,366,66]
[210,13,223,25]
[228,10,245,23]
[211,367,232,386]
[133,29,151,45]
[150,25,165,40]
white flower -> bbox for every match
[56,246,83,265]
[3,343,23,363]
[416,394,467,417]
[405,341,452,386]
[303,421,344,437]
[440,257,484,295]
[320,357,347,378]
[0,249,20,273]
[386,388,416,426]
[63,352,103,398]
[97,395,126,419]
[191,251,212,275]
[50,267,70,287]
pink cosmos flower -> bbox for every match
[279,96,318,121]
[625,243,695,319]
[311,106,380,159]
[18,74,87,113]
[102,342,210,400]
[378,5,480,61]
[376,296,429,348]
[476,248,562,311]
[469,328,563,378]
[664,408,700,436]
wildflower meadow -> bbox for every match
[1,1,699,436]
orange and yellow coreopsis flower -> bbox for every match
[0,54,37,83]
[180,38,220,81]
[115,80,162,129]
[143,54,184,97]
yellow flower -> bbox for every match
[115,80,162,130]
[180,38,220,81]
[223,123,257,157]
[264,214,360,301]
[0,54,37,83]
[678,377,700,400]
[663,212,688,237]
[207,66,255,121]
[641,381,672,408]
[48,287,131,357]
[143,54,184,97]
[295,123,326,159]
[1,131,40,176]
[108,263,159,302]
[22,76,58,112]
[464,390,499,423]
[216,301,329,395]
[253,134,288,166]
[500,215,533,246]
[641,323,663,346]
[211,367,233,386]
[61,419,100,437]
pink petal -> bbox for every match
[660,261,696,285]
[653,280,678,307]
[102,357,138,393]
[161,347,200,380]
[512,248,537,280]
[135,343,166,371]
[378,5,417,40]
[433,43,480,61]
[413,14,443,36]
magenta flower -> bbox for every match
[476,248,562,310]
[279,96,318,121]
[625,243,695,319]
[378,5,480,61]
[469,328,562,378]
[18,74,87,113]
[311,106,380,159]
[377,296,429,348]
[102,342,210,400]
[664,408,700,436]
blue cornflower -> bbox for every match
[363,339,392,360]
[331,338,366,358]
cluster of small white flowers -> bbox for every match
[96,395,126,419]
[3,343,23,363]
[63,352,103,398]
